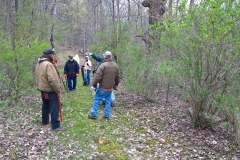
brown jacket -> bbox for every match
[35,58,62,94]
[93,59,120,90]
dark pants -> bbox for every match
[41,92,60,129]
[67,77,77,90]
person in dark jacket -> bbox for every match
[64,55,80,91]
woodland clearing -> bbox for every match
[0,47,239,160]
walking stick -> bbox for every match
[61,77,69,92]
[57,96,63,122]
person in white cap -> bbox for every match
[87,50,116,106]
[88,51,120,120]
[83,56,92,85]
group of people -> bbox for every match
[63,54,91,90]
[34,49,120,131]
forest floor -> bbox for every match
[0,46,240,159]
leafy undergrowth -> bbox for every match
[0,49,240,159]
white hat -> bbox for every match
[103,51,112,58]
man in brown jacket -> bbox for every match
[35,49,65,131]
[88,51,120,119]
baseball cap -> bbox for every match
[103,51,112,58]
[69,55,73,58]
[43,49,55,54]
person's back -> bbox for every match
[88,51,119,119]
[94,61,119,89]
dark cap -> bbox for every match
[43,49,55,54]
[69,55,73,58]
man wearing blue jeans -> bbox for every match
[88,51,120,119]
[64,55,80,91]
[83,56,92,85]
[88,51,116,106]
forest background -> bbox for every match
[0,0,239,159]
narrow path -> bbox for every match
[0,47,239,159]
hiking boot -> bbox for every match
[88,114,97,119]
[37,121,49,126]
[52,126,66,131]
[103,116,110,120]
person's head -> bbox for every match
[41,48,56,64]
[69,55,73,61]
[103,51,112,60]
[85,56,89,62]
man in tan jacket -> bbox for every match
[88,51,120,119]
[35,49,65,131]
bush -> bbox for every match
[160,0,240,139]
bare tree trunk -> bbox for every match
[111,0,115,25]
[12,0,19,104]
[127,0,130,23]
[190,0,195,8]
[168,0,173,17]
[176,0,179,16]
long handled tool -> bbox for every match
[61,77,69,92]
[57,96,63,122]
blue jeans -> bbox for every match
[91,87,112,118]
[84,70,91,85]
[67,77,77,90]
[102,91,115,106]
[41,92,60,129]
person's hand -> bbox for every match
[76,74,79,77]
[88,52,92,56]
[93,69,97,74]
[57,93,61,97]
[64,74,67,78]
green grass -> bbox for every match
[54,63,130,159]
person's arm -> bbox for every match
[115,67,120,86]
[64,62,67,74]
[91,53,104,62]
[47,63,62,94]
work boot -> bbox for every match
[103,115,110,120]
[52,126,66,131]
[88,113,97,119]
